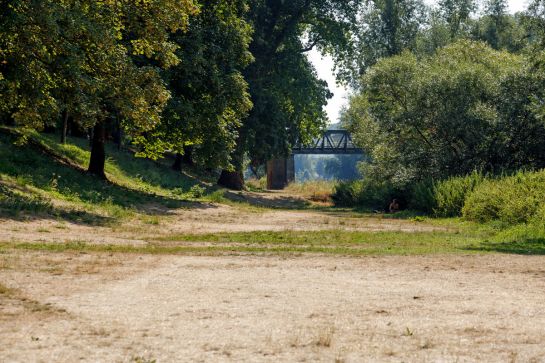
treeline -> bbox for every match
[0,0,363,189]
[338,0,545,213]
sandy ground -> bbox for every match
[2,251,545,363]
[0,203,446,246]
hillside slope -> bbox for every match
[0,129,219,224]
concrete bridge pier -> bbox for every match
[266,155,295,190]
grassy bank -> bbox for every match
[0,129,225,223]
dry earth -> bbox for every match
[1,202,545,362]
[2,252,545,362]
[0,203,445,246]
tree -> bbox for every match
[353,0,427,75]
[0,0,198,179]
[437,0,476,39]
[346,40,545,188]
[135,0,253,172]
[218,0,363,189]
[527,0,545,124]
[470,0,529,51]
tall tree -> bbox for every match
[437,0,476,39]
[218,0,363,189]
[135,0,254,172]
[0,0,198,179]
[345,41,541,187]
[353,0,427,77]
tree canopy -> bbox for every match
[345,40,545,189]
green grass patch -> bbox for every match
[153,229,490,255]
[0,129,226,223]
[3,221,543,256]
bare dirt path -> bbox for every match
[2,252,545,362]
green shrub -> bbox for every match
[332,179,398,210]
[463,170,545,225]
[409,179,436,214]
[434,171,484,217]
[189,185,206,198]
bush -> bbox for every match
[332,181,362,207]
[463,170,545,225]
[433,171,484,217]
[332,179,399,210]
[409,179,436,214]
[189,184,206,198]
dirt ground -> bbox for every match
[2,201,545,362]
[1,203,446,247]
[2,252,545,363]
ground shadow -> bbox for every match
[466,238,545,255]
[0,183,114,226]
[0,132,216,225]
[223,190,311,209]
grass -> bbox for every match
[0,128,224,223]
[284,180,337,203]
[0,220,515,256]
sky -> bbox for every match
[308,0,530,123]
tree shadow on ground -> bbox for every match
[466,238,545,255]
[0,183,114,226]
[0,133,216,226]
[223,190,311,209]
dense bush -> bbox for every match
[463,170,545,225]
[433,172,485,217]
[332,179,402,210]
[345,41,545,189]
[334,169,545,227]
[408,179,436,214]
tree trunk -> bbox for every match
[60,109,69,144]
[182,145,194,166]
[218,170,245,190]
[172,153,183,172]
[218,141,245,190]
[88,121,107,179]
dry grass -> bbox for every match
[0,282,14,296]
[284,181,337,203]
[315,326,335,347]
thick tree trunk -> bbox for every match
[218,170,245,190]
[60,109,69,144]
[88,121,107,179]
[172,153,183,172]
[218,141,245,190]
[182,145,194,166]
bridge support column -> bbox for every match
[267,155,295,190]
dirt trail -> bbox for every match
[2,252,545,362]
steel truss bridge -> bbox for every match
[292,129,363,155]
[267,129,363,189]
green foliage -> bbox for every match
[228,0,363,181]
[137,0,253,169]
[346,40,545,191]
[433,172,484,217]
[188,185,206,199]
[437,0,476,39]
[0,0,197,129]
[463,170,545,225]
[409,179,436,214]
[332,179,398,210]
[352,0,427,75]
